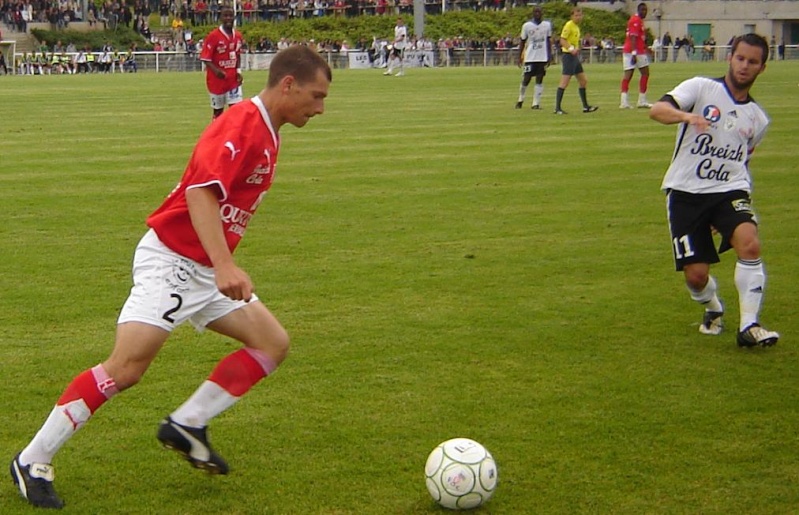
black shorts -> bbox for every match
[521,61,547,82]
[560,53,583,76]
[666,189,757,271]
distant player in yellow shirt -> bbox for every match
[555,8,598,115]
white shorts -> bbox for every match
[118,229,257,332]
[622,52,651,71]
[210,85,243,110]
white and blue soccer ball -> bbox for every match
[424,438,498,510]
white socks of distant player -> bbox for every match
[534,84,543,106]
[170,381,239,429]
[735,258,766,330]
[517,84,527,102]
[621,92,629,106]
[688,275,723,312]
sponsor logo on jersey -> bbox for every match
[220,204,255,236]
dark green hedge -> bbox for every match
[31,5,638,52]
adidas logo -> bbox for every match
[750,286,763,293]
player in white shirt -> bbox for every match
[515,6,552,109]
[383,17,407,77]
[650,33,778,348]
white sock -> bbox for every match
[534,84,543,105]
[19,400,91,466]
[170,381,239,429]
[621,92,629,105]
[517,84,527,102]
[687,275,723,312]
[735,259,765,330]
[639,93,648,104]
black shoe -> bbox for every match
[554,109,567,115]
[582,106,599,113]
[736,323,779,348]
[10,453,64,509]
[157,417,229,474]
[514,101,522,109]
[531,104,541,110]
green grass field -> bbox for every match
[1,60,798,514]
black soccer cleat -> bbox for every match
[699,309,724,335]
[10,453,64,509]
[157,417,229,474]
[736,323,779,348]
[531,104,541,110]
[582,105,599,113]
[514,101,523,109]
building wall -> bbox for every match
[629,0,799,45]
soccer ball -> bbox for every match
[424,438,498,510]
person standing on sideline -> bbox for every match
[554,8,598,115]
[201,6,244,119]
[620,2,653,109]
[10,45,333,510]
[649,33,778,348]
[515,6,552,110]
[383,17,407,77]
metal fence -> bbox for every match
[7,44,797,74]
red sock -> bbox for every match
[57,364,118,414]
[208,348,275,397]
[640,75,649,93]
[621,77,631,93]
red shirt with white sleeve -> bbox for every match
[147,96,279,267]
[200,25,244,95]
[623,14,647,54]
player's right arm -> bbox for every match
[650,99,710,132]
[186,186,254,301]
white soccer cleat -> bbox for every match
[619,103,633,109]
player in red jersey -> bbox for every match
[10,46,332,510]
[201,6,245,119]
[620,2,652,109]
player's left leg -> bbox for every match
[575,71,597,113]
[729,221,778,346]
[159,301,289,473]
[395,48,405,76]
[532,72,545,109]
[636,62,652,108]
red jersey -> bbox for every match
[147,97,279,267]
[200,26,244,95]
[623,14,647,54]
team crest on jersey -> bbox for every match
[703,105,721,122]
[723,116,736,131]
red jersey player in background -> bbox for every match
[10,46,332,510]
[620,2,653,109]
[201,5,244,119]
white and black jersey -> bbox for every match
[393,24,408,51]
[660,77,769,194]
[520,19,552,63]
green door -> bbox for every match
[688,23,711,61]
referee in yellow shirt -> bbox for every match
[555,8,598,114]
